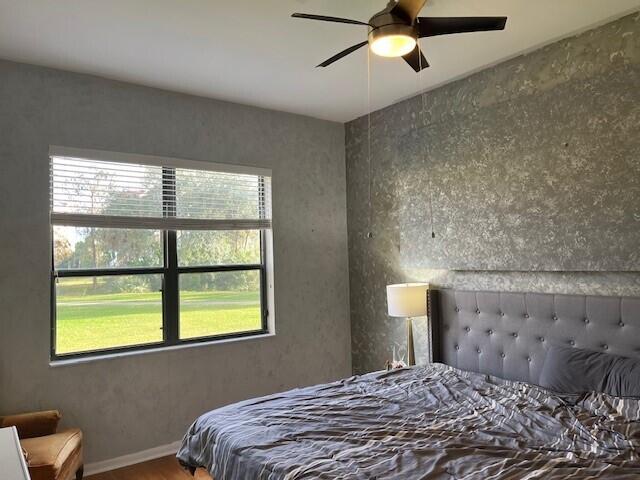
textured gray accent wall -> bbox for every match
[346,13,640,373]
[0,60,350,463]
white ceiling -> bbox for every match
[1,0,639,122]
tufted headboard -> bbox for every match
[428,289,640,385]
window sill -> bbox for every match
[49,332,276,368]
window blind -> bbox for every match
[50,154,271,231]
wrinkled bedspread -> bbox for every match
[177,363,640,479]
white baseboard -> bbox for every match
[84,440,182,476]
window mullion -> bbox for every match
[176,264,262,274]
[163,167,179,345]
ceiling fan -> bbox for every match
[292,0,507,72]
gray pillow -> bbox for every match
[539,345,640,397]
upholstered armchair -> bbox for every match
[0,410,83,480]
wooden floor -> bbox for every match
[87,456,212,480]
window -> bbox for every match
[50,147,273,359]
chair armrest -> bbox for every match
[0,410,61,439]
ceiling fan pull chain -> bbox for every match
[417,32,436,239]
[366,40,374,240]
[429,178,435,238]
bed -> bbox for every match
[177,289,640,479]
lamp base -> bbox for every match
[406,317,415,366]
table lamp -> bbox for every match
[386,283,429,366]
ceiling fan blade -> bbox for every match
[402,45,429,72]
[417,16,507,38]
[317,41,369,67]
[391,0,428,22]
[292,13,370,26]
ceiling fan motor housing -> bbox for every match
[369,6,417,41]
[368,10,417,57]
[368,22,417,45]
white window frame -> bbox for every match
[49,146,275,363]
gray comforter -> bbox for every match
[177,364,640,479]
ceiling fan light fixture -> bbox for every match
[370,34,416,57]
[368,23,417,58]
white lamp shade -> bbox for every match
[386,283,429,317]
